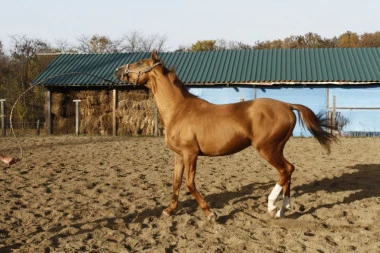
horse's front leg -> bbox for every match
[184,153,216,221]
[163,153,184,216]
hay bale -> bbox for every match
[87,96,98,106]
[82,116,100,134]
[99,114,112,135]
[47,88,163,135]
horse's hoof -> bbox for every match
[207,212,217,222]
[275,208,286,218]
[268,207,278,218]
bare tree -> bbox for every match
[76,32,167,53]
[0,41,4,56]
[119,31,168,52]
[216,40,253,50]
[76,34,119,53]
[11,35,50,86]
[8,35,52,123]
[54,39,72,53]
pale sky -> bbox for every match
[1,0,380,52]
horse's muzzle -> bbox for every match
[114,67,128,83]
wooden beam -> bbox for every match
[0,99,5,136]
[47,90,52,135]
[113,89,117,136]
[73,100,81,136]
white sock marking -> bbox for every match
[276,195,291,218]
[268,183,282,211]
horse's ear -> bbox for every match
[151,50,160,63]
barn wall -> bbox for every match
[47,84,380,137]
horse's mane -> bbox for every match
[161,65,197,98]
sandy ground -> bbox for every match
[0,136,379,252]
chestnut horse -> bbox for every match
[114,50,337,221]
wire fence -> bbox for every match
[1,120,46,136]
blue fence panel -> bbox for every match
[329,86,380,135]
[337,110,380,135]
[329,86,380,107]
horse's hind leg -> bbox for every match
[273,157,294,218]
[257,145,295,218]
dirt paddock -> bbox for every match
[0,136,379,252]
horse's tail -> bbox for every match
[291,104,338,153]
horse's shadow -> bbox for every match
[178,181,273,223]
[11,163,376,251]
[175,163,380,222]
[290,163,380,218]
[41,181,272,245]
[51,163,380,228]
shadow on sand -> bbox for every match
[290,163,380,217]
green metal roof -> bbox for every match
[32,48,380,86]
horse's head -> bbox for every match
[114,50,162,85]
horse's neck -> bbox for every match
[149,72,192,127]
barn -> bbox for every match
[32,48,380,136]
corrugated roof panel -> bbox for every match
[229,50,236,81]
[308,49,316,81]
[218,51,230,82]
[305,49,314,81]
[32,48,380,86]
[347,49,361,81]
[361,48,374,80]
[207,50,219,82]
[257,50,266,81]
[371,48,380,76]
[209,51,221,83]
[367,48,380,80]
[340,49,353,81]
[275,49,283,81]
[240,50,251,82]
[181,51,198,82]
[243,50,253,82]
[198,51,211,82]
[361,49,375,80]
[354,49,365,80]
[248,50,255,81]
[328,49,338,81]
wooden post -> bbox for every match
[326,87,330,109]
[113,89,117,136]
[332,96,336,134]
[47,90,52,135]
[36,119,40,136]
[0,99,5,136]
[73,100,81,136]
